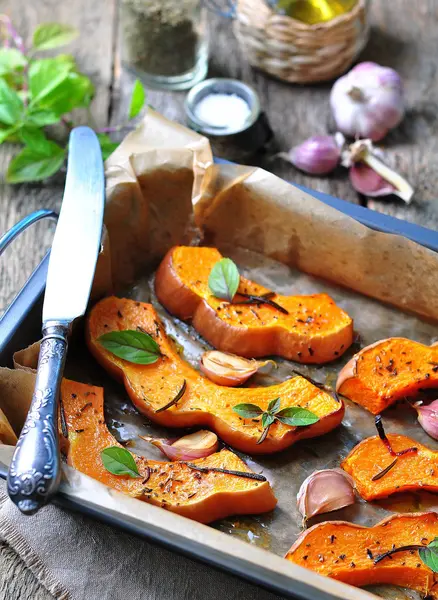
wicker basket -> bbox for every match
[233,0,370,83]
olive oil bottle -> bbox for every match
[276,0,358,24]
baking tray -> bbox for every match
[0,183,437,600]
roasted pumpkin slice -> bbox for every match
[61,379,277,523]
[285,512,438,599]
[341,433,438,501]
[86,297,344,455]
[337,337,438,414]
[155,246,354,364]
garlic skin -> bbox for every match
[200,350,275,387]
[284,135,340,175]
[140,430,219,461]
[415,400,438,441]
[330,62,404,142]
[297,468,355,520]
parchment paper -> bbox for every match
[1,110,438,600]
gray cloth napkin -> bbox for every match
[0,480,285,600]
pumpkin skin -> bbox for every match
[61,379,277,524]
[337,337,438,414]
[341,433,438,501]
[86,297,345,455]
[285,512,438,599]
[154,246,354,364]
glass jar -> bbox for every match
[119,0,208,90]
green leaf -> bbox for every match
[0,48,27,76]
[98,329,162,365]
[0,126,19,144]
[232,403,263,419]
[419,538,438,573]
[275,407,319,427]
[101,446,141,478]
[267,397,281,414]
[19,127,51,152]
[33,23,78,51]
[0,78,23,125]
[42,71,94,113]
[6,142,65,183]
[129,79,146,119]
[208,258,240,302]
[262,413,275,428]
[26,108,60,126]
[97,133,119,160]
[28,58,71,106]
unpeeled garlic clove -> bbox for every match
[415,400,438,441]
[200,350,275,387]
[297,468,355,520]
[278,135,340,175]
[140,430,219,461]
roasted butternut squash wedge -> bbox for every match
[341,433,438,501]
[336,337,438,414]
[86,297,344,455]
[155,246,354,364]
[61,379,277,523]
[285,512,438,599]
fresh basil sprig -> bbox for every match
[420,538,438,572]
[101,446,141,478]
[0,16,147,182]
[208,258,240,302]
[98,329,161,365]
[233,398,319,444]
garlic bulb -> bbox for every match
[140,430,219,461]
[279,135,340,175]
[200,350,275,387]
[415,400,438,441]
[297,469,355,520]
[330,62,404,142]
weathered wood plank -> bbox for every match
[0,0,116,313]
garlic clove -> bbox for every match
[415,400,438,441]
[330,62,404,142]
[279,135,340,175]
[140,430,219,461]
[297,468,355,521]
[200,350,275,387]
[343,139,414,203]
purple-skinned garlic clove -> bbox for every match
[297,468,356,521]
[279,135,341,175]
[415,400,438,441]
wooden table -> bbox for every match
[0,0,437,597]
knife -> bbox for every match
[7,126,105,515]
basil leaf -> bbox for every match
[233,403,263,419]
[0,48,27,76]
[101,446,140,478]
[28,58,71,106]
[208,258,240,302]
[6,142,65,183]
[129,79,146,119]
[419,538,438,573]
[0,126,19,144]
[33,23,79,51]
[26,108,60,126]
[267,397,281,414]
[19,127,52,152]
[43,72,94,113]
[0,78,23,125]
[262,413,275,428]
[97,133,119,160]
[98,329,161,364]
[275,407,319,426]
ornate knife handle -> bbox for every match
[7,323,68,514]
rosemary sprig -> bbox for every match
[232,292,289,315]
[374,537,438,572]
[155,380,187,413]
[185,463,267,482]
[371,457,398,481]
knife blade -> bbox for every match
[7,127,105,515]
